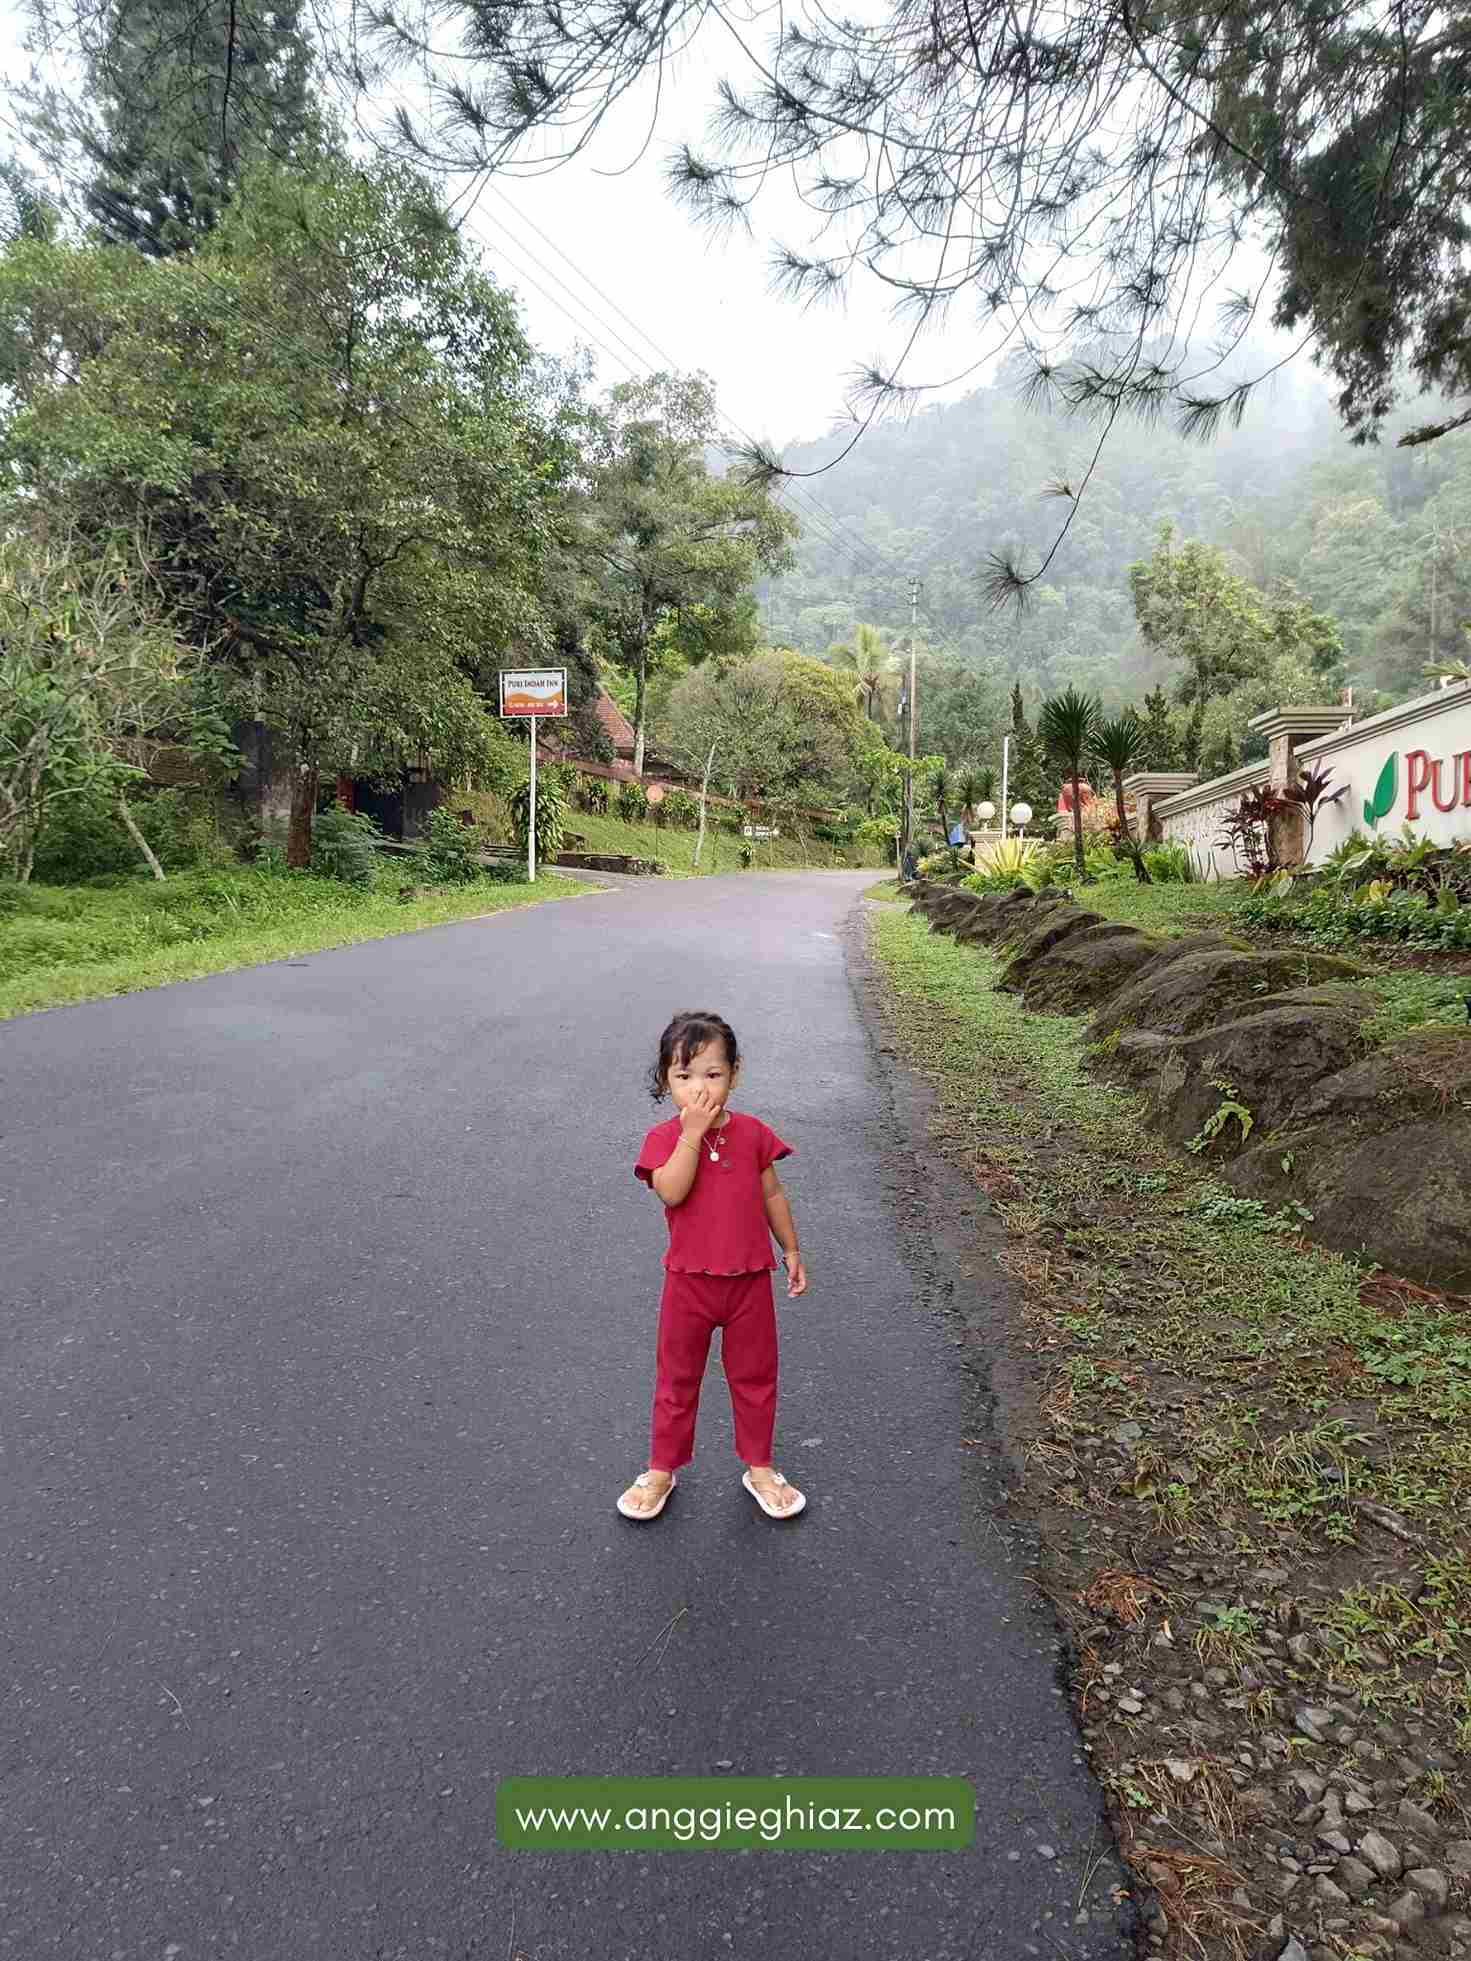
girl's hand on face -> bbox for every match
[784,1256,807,1298]
[678,1086,721,1138]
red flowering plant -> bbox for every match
[1217,765,1345,882]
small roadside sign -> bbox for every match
[499,669,567,718]
[742,824,779,840]
[498,668,567,884]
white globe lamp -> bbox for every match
[1010,801,1033,836]
[976,801,996,826]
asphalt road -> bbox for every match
[1,872,1134,1961]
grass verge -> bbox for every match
[457,791,890,879]
[869,903,1471,1960]
[0,867,598,1019]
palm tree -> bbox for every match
[830,623,895,721]
[957,765,995,825]
[932,761,952,841]
[1038,686,1102,880]
[1091,714,1153,884]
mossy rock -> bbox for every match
[997,909,1107,990]
[1017,925,1168,1011]
[1223,1029,1471,1290]
[926,893,984,931]
[1091,1003,1372,1152]
[1087,947,1366,1043]
[1272,1025,1471,1131]
[984,887,1071,946]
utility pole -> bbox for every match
[903,575,920,861]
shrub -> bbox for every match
[511,772,567,867]
[419,805,483,886]
[858,815,899,851]
[1239,877,1471,951]
[664,788,701,829]
[617,780,647,824]
[973,836,1043,878]
[961,868,1024,895]
[578,774,611,814]
[308,804,384,887]
[480,860,528,885]
[254,829,291,875]
[1143,842,1201,884]
[29,786,228,883]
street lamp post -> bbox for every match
[1000,735,1012,841]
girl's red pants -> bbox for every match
[649,1267,778,1472]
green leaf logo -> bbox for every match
[1365,752,1397,828]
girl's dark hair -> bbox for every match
[647,1012,741,1102]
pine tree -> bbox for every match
[1204,728,1239,777]
[20,0,325,255]
[1139,684,1180,770]
[1006,680,1049,812]
[1180,701,1206,773]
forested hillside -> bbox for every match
[764,345,1471,732]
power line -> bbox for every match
[463,210,880,577]
[468,179,908,586]
[467,201,896,585]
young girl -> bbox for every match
[617,1011,808,1523]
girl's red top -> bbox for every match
[635,1109,793,1274]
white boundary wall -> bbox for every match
[1156,682,1471,878]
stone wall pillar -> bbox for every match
[1248,707,1356,867]
[1121,772,1200,844]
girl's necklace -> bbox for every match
[704,1112,730,1163]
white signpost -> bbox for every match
[498,669,568,882]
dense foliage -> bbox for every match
[764,357,1471,782]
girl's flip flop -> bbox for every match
[617,1471,676,1521]
[742,1469,806,1519]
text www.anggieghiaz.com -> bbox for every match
[512,1801,959,1843]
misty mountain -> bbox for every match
[763,345,1471,715]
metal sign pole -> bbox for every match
[528,717,537,884]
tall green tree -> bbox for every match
[1129,522,1343,716]
[662,647,867,809]
[1038,687,1101,881]
[17,0,325,254]
[828,623,895,722]
[0,157,571,863]
[569,373,798,778]
[1139,686,1180,771]
[1005,681,1049,815]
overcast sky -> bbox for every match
[2,0,1314,464]
[357,20,1000,453]
[0,0,1009,448]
